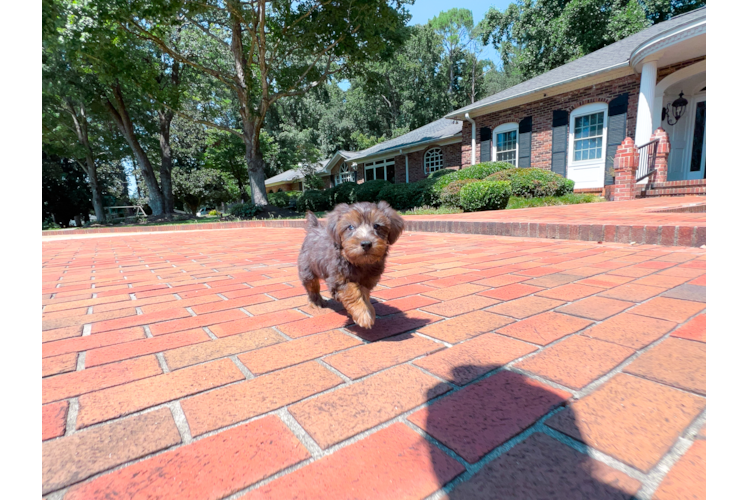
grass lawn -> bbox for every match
[506,193,604,210]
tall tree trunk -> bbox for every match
[65,100,107,223]
[81,158,106,223]
[104,82,164,215]
[158,109,175,213]
[240,115,269,206]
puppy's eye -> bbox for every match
[373,224,381,230]
[347,225,354,231]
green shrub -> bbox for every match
[378,183,423,210]
[459,181,512,212]
[229,203,263,219]
[439,179,480,207]
[43,218,61,230]
[561,178,575,195]
[296,190,332,212]
[285,190,302,201]
[354,180,388,202]
[486,168,575,198]
[327,182,359,206]
[426,162,514,206]
[208,209,218,216]
[267,191,290,208]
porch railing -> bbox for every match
[636,139,659,182]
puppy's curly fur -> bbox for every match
[298,201,405,329]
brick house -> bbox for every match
[264,160,329,193]
[322,7,705,196]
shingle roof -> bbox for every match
[264,159,330,186]
[347,118,462,162]
[446,7,706,119]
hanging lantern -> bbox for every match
[662,91,689,126]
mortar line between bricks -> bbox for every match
[315,359,352,383]
[229,355,255,379]
[167,401,193,444]
[76,352,86,371]
[155,353,170,373]
[276,408,325,459]
[64,398,79,436]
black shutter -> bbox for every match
[605,93,629,186]
[551,110,569,178]
[479,127,492,163]
[518,116,532,168]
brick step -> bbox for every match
[638,187,706,198]
[646,179,706,189]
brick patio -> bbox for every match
[42,196,706,247]
[42,228,706,499]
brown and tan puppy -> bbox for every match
[298,201,405,329]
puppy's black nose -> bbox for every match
[361,241,372,251]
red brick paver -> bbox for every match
[41,226,707,498]
[64,416,309,500]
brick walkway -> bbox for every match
[42,228,706,499]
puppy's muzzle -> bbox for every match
[360,241,372,251]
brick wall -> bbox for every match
[460,74,642,170]
[656,56,706,83]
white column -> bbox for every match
[652,95,664,130]
[635,60,658,145]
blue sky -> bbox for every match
[338,0,513,90]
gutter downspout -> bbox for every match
[400,149,409,183]
[464,113,476,165]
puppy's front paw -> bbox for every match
[353,308,375,329]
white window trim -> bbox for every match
[492,122,519,165]
[567,103,608,167]
[336,163,354,185]
[423,147,444,174]
[364,158,395,181]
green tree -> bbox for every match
[428,8,475,100]
[172,168,238,214]
[479,0,705,82]
[108,0,411,205]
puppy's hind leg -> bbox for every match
[338,282,374,329]
[303,277,326,309]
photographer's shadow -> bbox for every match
[416,364,641,500]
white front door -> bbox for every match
[567,104,608,189]
[665,91,706,181]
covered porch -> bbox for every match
[633,13,706,185]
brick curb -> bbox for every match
[43,219,705,247]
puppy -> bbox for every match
[298,201,405,329]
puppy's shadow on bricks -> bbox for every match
[298,201,404,330]
[419,364,641,499]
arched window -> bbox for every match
[493,123,519,166]
[337,163,355,184]
[424,148,443,174]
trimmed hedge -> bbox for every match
[439,179,479,208]
[229,203,264,219]
[354,179,389,202]
[296,190,331,212]
[327,181,359,206]
[459,181,512,212]
[485,168,575,198]
[425,162,514,206]
[267,191,290,208]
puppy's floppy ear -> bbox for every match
[376,201,405,245]
[325,203,349,246]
